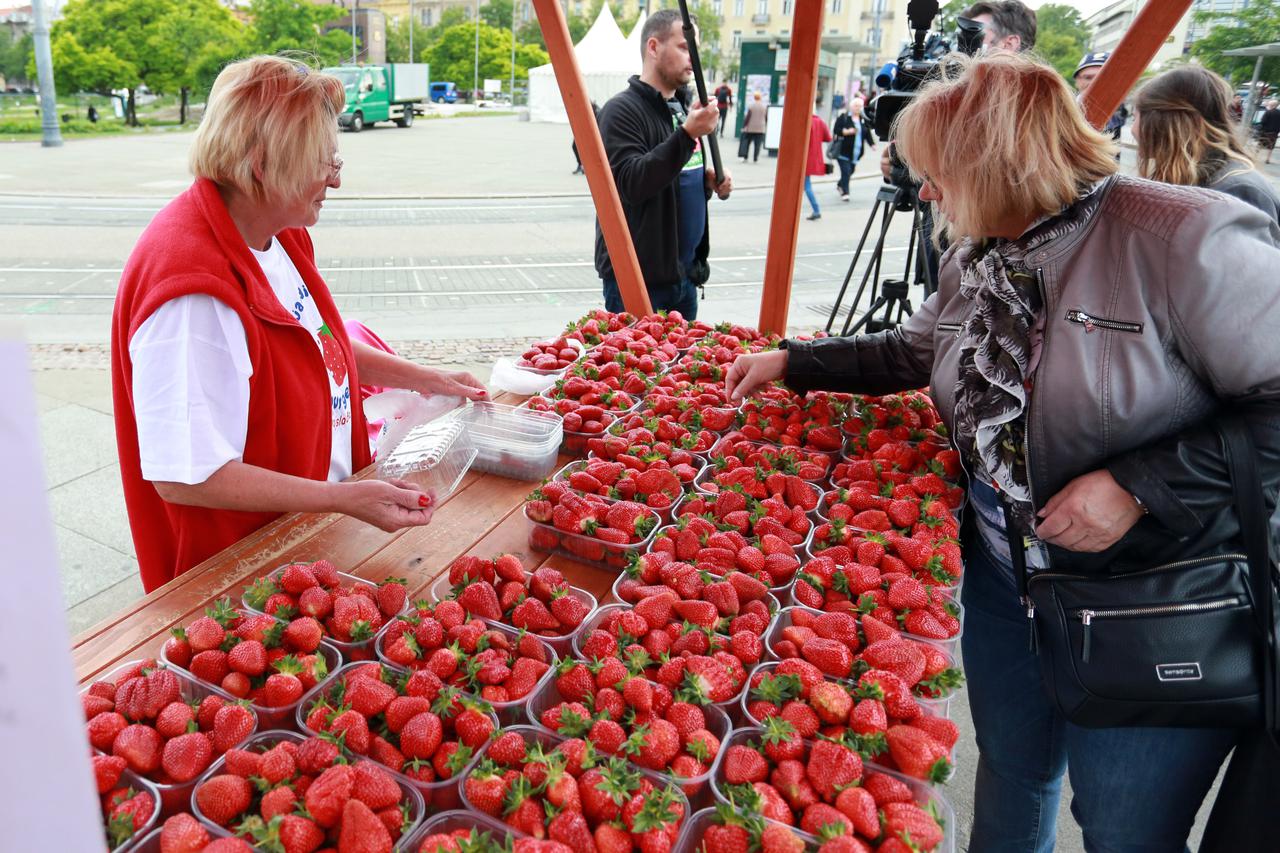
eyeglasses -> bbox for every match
[328,154,344,181]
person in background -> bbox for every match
[739,91,768,162]
[1258,99,1280,165]
[1134,65,1280,222]
[964,0,1037,55]
[832,96,876,201]
[714,81,733,138]
[571,100,601,175]
[1073,51,1127,141]
[725,51,1280,852]
[594,9,733,320]
[804,94,832,221]
[831,90,845,122]
[112,56,487,593]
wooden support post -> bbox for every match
[1083,0,1193,130]
[531,0,652,315]
[758,0,824,336]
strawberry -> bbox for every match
[112,724,162,774]
[550,589,590,628]
[194,773,252,826]
[161,731,213,782]
[885,725,952,783]
[458,582,503,621]
[338,797,394,853]
[464,759,509,815]
[882,801,944,850]
[212,703,256,753]
[722,744,769,784]
[158,813,211,852]
[805,739,863,801]
[800,638,853,678]
[92,754,128,794]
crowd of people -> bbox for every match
[110,0,1279,849]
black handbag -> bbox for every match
[1009,418,1279,732]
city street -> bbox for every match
[10,115,1277,851]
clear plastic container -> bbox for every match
[673,807,819,853]
[106,768,162,852]
[462,725,691,830]
[426,571,597,659]
[293,664,493,815]
[552,458,691,525]
[377,417,478,499]
[707,435,833,483]
[401,809,527,853]
[159,615,343,731]
[525,504,659,572]
[762,607,958,717]
[450,401,563,481]
[710,728,957,853]
[371,619,557,724]
[784,585,966,659]
[523,676,731,809]
[522,392,644,457]
[241,564,406,662]
[692,466,824,518]
[191,729,426,844]
[82,659,259,817]
[610,553,794,612]
[121,826,163,853]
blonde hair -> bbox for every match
[893,52,1118,242]
[190,55,345,205]
[1134,65,1254,188]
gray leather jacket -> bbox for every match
[785,175,1280,572]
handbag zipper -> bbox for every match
[1075,595,1243,663]
[1064,309,1144,334]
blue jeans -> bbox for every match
[803,176,819,215]
[836,156,853,195]
[962,542,1238,852]
[602,276,699,321]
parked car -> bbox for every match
[430,81,458,104]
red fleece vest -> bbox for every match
[112,179,371,593]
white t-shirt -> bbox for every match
[130,238,353,486]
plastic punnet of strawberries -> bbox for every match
[563,309,637,348]
[464,728,687,852]
[518,336,583,372]
[299,662,496,793]
[242,559,409,653]
[192,734,419,853]
[84,660,258,796]
[676,488,815,560]
[742,659,958,785]
[709,435,832,483]
[525,484,659,566]
[592,416,720,464]
[162,598,332,707]
[767,609,964,704]
[630,310,702,345]
[609,555,778,638]
[793,552,963,642]
[559,459,692,512]
[641,390,737,429]
[735,392,850,453]
[819,486,961,542]
[535,663,725,784]
[527,384,637,436]
[716,728,949,852]
[438,555,593,639]
[94,763,156,851]
[376,603,555,705]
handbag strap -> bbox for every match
[1220,417,1280,735]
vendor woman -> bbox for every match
[112,56,487,592]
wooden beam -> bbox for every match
[758,0,824,336]
[1082,0,1194,130]
[531,0,652,316]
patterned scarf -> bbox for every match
[951,186,1105,531]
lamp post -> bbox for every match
[511,0,517,105]
[32,0,62,148]
[409,0,414,61]
[474,0,481,103]
[351,0,359,64]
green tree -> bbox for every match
[480,0,516,30]
[40,30,135,115]
[1033,3,1090,80]
[149,0,246,123]
[0,32,33,86]
[1192,0,1280,84]
[385,16,435,63]
[247,0,354,66]
[425,22,547,93]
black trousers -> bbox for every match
[738,132,764,161]
[718,107,728,137]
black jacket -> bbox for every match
[832,113,876,161]
[594,76,711,290]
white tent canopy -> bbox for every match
[527,5,640,123]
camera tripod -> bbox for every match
[824,182,938,336]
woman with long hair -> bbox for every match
[1134,65,1280,221]
[725,52,1280,850]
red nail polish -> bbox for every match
[418,494,432,507]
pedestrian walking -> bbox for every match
[804,95,832,221]
[571,101,601,175]
[739,92,767,162]
[594,9,733,321]
[1134,66,1280,222]
[714,81,733,138]
[1258,99,1280,164]
[831,97,876,201]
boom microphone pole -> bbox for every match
[676,0,724,186]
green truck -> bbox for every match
[324,64,429,132]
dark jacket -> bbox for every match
[1210,160,1280,224]
[832,112,876,160]
[783,175,1280,574]
[594,75,711,290]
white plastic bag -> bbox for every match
[364,389,463,461]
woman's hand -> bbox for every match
[1034,469,1144,552]
[422,368,488,401]
[725,349,789,402]
[336,479,437,532]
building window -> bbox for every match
[756,0,767,14]
[734,0,744,14]
[831,0,841,12]
[713,0,722,12]
[782,0,791,14]
[732,30,741,49]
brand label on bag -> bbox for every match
[1156,662,1203,682]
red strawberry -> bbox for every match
[159,813,211,852]
[338,797,394,853]
[885,725,952,783]
[194,773,252,826]
[161,731,213,782]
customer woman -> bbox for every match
[831,97,875,202]
[804,96,832,221]
[112,56,487,592]
[1134,65,1280,221]
[725,53,1280,851]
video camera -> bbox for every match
[870,0,984,193]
